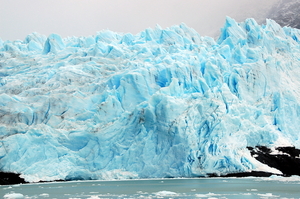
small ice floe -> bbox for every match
[87,196,101,199]
[39,193,49,197]
[136,191,148,194]
[259,175,300,182]
[154,191,177,196]
[246,189,258,191]
[195,194,209,197]
[3,193,24,199]
[195,192,222,198]
[257,193,279,198]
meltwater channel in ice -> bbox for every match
[1,17,300,182]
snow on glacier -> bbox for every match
[1,17,300,182]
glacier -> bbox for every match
[1,17,300,182]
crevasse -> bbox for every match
[0,17,300,182]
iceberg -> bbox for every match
[1,17,300,182]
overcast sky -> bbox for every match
[0,0,278,41]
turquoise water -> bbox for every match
[1,177,300,198]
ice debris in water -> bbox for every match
[3,193,24,199]
[154,191,178,196]
[0,17,300,182]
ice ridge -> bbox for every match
[0,17,300,182]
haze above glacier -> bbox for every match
[0,0,278,41]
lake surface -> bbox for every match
[1,176,300,199]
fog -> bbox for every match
[0,0,279,41]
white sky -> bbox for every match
[0,0,278,41]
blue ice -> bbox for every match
[0,17,300,182]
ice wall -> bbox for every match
[0,17,300,182]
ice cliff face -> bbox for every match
[1,17,300,182]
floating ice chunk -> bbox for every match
[154,191,178,196]
[257,193,279,197]
[39,193,50,197]
[3,193,24,199]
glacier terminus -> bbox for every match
[1,17,300,183]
